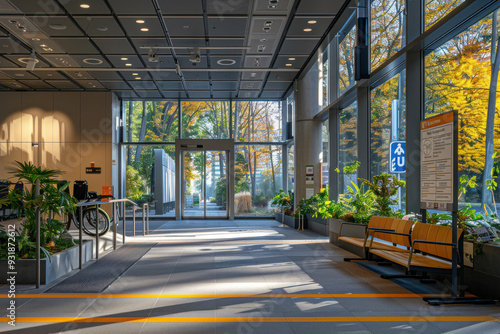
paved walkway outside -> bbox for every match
[1,220,500,333]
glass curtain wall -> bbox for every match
[425,0,466,30]
[425,11,500,209]
[339,20,356,95]
[338,102,358,195]
[182,101,230,139]
[370,70,407,212]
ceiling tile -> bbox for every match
[267,71,296,81]
[238,91,259,98]
[248,35,277,55]
[0,71,12,79]
[120,71,151,81]
[93,38,136,54]
[0,56,18,68]
[71,55,111,68]
[260,91,283,98]
[281,38,319,55]
[0,0,21,14]
[119,17,163,37]
[52,38,99,54]
[100,81,130,90]
[240,81,262,90]
[188,91,211,99]
[43,54,80,67]
[88,71,123,80]
[253,0,293,15]
[163,17,204,37]
[207,0,250,15]
[114,90,138,98]
[157,81,184,90]
[158,0,203,15]
[131,38,171,54]
[186,81,210,90]
[137,90,163,98]
[213,91,236,99]
[297,0,344,15]
[177,55,208,68]
[244,55,272,68]
[64,71,95,80]
[3,71,38,80]
[207,17,247,37]
[75,17,124,37]
[161,91,187,99]
[28,17,84,37]
[19,80,55,89]
[62,0,111,15]
[45,80,81,89]
[0,37,29,54]
[4,54,50,68]
[250,17,286,36]
[107,0,156,15]
[8,0,63,15]
[242,71,265,80]
[208,38,246,54]
[150,71,179,81]
[33,70,66,80]
[264,81,290,90]
[0,80,29,89]
[182,71,208,81]
[287,17,334,38]
[211,71,239,80]
[274,55,307,69]
[140,55,175,68]
[129,80,157,90]
[77,80,105,89]
[107,55,144,68]
[212,81,237,90]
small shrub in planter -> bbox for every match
[235,192,251,213]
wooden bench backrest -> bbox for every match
[389,219,414,247]
[367,216,394,243]
[411,222,463,260]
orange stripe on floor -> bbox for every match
[1,293,458,299]
[1,316,498,323]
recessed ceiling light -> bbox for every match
[140,28,149,32]
[97,26,108,32]
[303,28,312,32]
[136,20,145,24]
[268,5,276,9]
[132,73,139,76]
[217,59,236,66]
[14,73,24,77]
[121,57,128,61]
[125,63,132,66]
[288,58,296,61]
[135,77,141,80]
[80,4,90,9]
[308,20,317,24]
[83,58,103,65]
[285,63,292,66]
[18,57,40,64]
[40,44,47,47]
[32,38,40,41]
[183,25,189,29]
[49,23,67,30]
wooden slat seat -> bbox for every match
[368,222,463,279]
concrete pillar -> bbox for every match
[294,63,323,206]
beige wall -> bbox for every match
[0,91,119,196]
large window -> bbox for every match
[370,71,406,211]
[425,11,500,207]
[371,0,406,70]
[233,101,282,142]
[425,0,466,30]
[338,102,358,195]
[339,22,356,96]
[320,48,329,107]
[235,145,283,216]
[182,101,230,139]
[124,101,179,142]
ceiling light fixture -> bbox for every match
[140,28,149,32]
[148,48,159,62]
[288,57,295,60]
[217,59,236,66]
[136,20,145,24]
[303,28,312,32]
[132,73,138,76]
[121,57,128,60]
[97,26,108,32]
[190,47,201,64]
[49,23,67,30]
[285,63,292,67]
[80,4,90,9]
[83,58,103,65]
[135,77,141,80]
[125,63,132,66]
[308,20,317,24]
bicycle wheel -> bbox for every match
[81,207,110,236]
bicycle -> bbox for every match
[66,192,113,237]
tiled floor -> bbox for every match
[1,220,500,333]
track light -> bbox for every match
[26,50,37,71]
[189,47,201,64]
[148,48,158,62]
[175,62,182,77]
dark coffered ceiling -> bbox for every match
[0,0,347,99]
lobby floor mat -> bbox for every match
[46,243,156,293]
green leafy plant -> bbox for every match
[426,212,452,224]
[2,161,78,259]
[458,174,477,201]
[271,190,294,215]
[340,182,375,224]
[485,152,499,216]
[359,173,405,217]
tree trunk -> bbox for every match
[234,101,240,140]
[135,101,148,166]
[482,16,500,207]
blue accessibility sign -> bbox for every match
[390,141,406,173]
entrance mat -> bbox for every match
[46,243,156,293]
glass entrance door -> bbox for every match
[182,150,228,219]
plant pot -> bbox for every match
[0,240,93,285]
[306,214,328,236]
[275,212,303,229]
[463,242,500,300]
[329,218,366,246]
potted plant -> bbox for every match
[0,161,93,284]
[271,190,298,228]
[360,172,406,217]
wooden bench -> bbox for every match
[368,222,464,280]
[339,216,414,261]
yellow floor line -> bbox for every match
[1,293,457,299]
[1,316,498,324]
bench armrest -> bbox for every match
[368,230,411,251]
[339,222,367,238]
[412,240,456,247]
